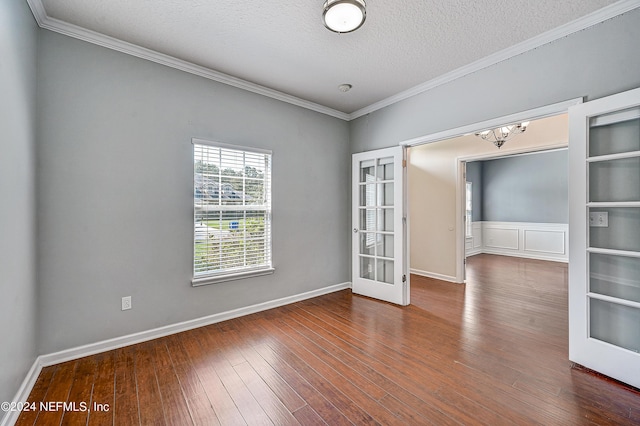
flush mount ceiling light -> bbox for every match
[475,122,530,148]
[323,0,366,33]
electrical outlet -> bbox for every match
[121,296,132,311]
[589,212,608,227]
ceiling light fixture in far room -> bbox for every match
[338,84,352,92]
[323,0,366,33]
[475,122,530,148]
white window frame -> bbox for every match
[465,181,473,238]
[192,138,274,285]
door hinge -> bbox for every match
[402,274,407,283]
[402,159,407,168]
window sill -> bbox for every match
[192,267,275,286]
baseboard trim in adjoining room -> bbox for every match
[1,281,351,426]
[410,268,460,283]
[481,249,569,263]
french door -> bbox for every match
[569,87,640,388]
[352,146,409,305]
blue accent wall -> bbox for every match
[479,150,568,223]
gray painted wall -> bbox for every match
[465,161,483,222]
[36,31,350,354]
[481,150,568,223]
[0,0,39,408]
[350,9,640,153]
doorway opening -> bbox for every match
[401,99,580,285]
[459,144,569,282]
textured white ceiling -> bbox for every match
[38,0,619,115]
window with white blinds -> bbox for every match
[192,139,273,285]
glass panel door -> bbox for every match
[352,146,408,305]
[569,87,640,389]
[587,109,640,353]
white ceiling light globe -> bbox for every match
[323,0,366,33]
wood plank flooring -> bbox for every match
[16,254,640,425]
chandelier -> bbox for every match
[475,122,530,148]
[323,0,367,33]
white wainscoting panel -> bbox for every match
[465,223,483,257]
[524,229,566,255]
[484,226,520,251]
[466,222,568,262]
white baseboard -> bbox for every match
[1,361,42,426]
[410,268,460,283]
[466,248,483,257]
[481,249,568,263]
[1,282,351,426]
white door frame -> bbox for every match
[399,97,583,283]
[455,144,569,281]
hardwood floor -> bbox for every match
[16,254,640,425]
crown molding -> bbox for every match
[349,0,640,120]
[26,0,640,122]
[25,0,350,121]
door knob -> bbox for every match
[353,228,359,233]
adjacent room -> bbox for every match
[3,0,640,424]
[408,114,569,283]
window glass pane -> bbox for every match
[194,239,222,274]
[360,233,375,255]
[360,256,374,280]
[590,253,640,303]
[376,234,394,258]
[244,154,268,177]
[589,157,640,202]
[360,184,375,207]
[589,115,640,157]
[590,298,640,352]
[377,183,394,206]
[359,209,376,231]
[377,259,394,284]
[220,149,245,176]
[360,159,375,183]
[219,177,245,204]
[377,208,393,232]
[377,157,394,181]
[244,178,265,205]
